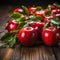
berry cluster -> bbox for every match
[1,3,60,47]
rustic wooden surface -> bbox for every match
[0,5,60,60]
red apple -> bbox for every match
[42,27,60,46]
[34,10,46,18]
[52,9,60,15]
[28,7,36,14]
[14,8,24,14]
[29,22,44,39]
[44,15,54,22]
[51,5,56,10]
[54,14,60,19]
[56,27,60,43]
[18,27,38,46]
[7,20,18,32]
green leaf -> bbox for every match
[51,20,60,26]
[30,16,43,21]
[46,5,52,15]
[50,18,60,26]
[35,6,42,11]
[16,16,25,22]
[53,18,59,21]
[1,33,12,42]
[22,6,29,15]
[18,22,27,29]
[53,3,60,8]
[10,13,23,19]
[8,36,16,47]
[43,22,48,29]
[23,23,29,27]
[0,33,17,47]
[0,43,8,48]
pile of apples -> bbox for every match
[7,3,60,46]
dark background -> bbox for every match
[0,0,60,6]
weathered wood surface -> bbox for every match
[0,5,60,60]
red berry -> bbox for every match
[42,27,60,46]
[28,7,36,14]
[18,27,38,46]
[7,20,18,32]
[14,8,23,14]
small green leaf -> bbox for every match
[43,22,48,29]
[8,36,16,47]
[0,33,17,47]
[1,33,12,42]
[22,6,29,15]
[16,16,25,22]
[0,43,8,48]
[46,5,52,15]
[35,6,42,11]
[53,3,60,8]
[50,18,60,26]
[51,20,60,25]
[23,23,29,27]
[30,16,43,21]
[18,22,27,29]
[10,13,23,19]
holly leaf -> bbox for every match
[10,13,23,19]
[22,6,29,15]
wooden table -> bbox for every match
[0,5,60,60]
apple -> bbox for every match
[34,10,46,18]
[7,20,18,32]
[28,7,36,14]
[51,5,56,10]
[42,27,60,46]
[54,14,60,19]
[52,9,60,15]
[14,8,24,14]
[44,15,54,22]
[18,27,38,46]
[56,27,60,43]
[29,22,44,39]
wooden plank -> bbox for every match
[0,46,57,60]
[53,47,60,60]
[0,48,8,60]
[38,46,56,60]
